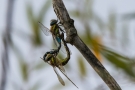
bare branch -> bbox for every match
[52,0,122,90]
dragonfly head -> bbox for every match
[43,53,53,62]
[43,49,58,62]
[50,19,58,26]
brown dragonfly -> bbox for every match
[41,49,78,88]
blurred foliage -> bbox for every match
[26,0,51,46]
[101,45,135,78]
[70,0,135,80]
[4,0,135,90]
[19,60,28,81]
[8,0,52,90]
[107,12,116,39]
[122,12,135,20]
[78,56,87,77]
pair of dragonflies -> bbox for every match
[39,19,78,88]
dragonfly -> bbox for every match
[41,49,78,88]
[42,35,71,65]
[39,19,66,53]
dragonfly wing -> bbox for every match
[60,42,67,54]
[58,65,66,75]
[53,36,60,48]
[58,67,78,88]
[53,66,65,86]
[56,58,66,74]
[52,35,70,54]
[60,42,72,54]
[38,22,51,36]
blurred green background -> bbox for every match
[1,0,135,90]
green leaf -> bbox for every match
[78,57,86,76]
[101,46,135,78]
[19,60,28,81]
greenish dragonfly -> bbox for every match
[41,37,77,88]
[43,35,71,65]
[39,19,66,53]
[41,49,78,88]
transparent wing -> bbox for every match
[55,58,67,75]
[38,22,51,36]
[53,38,71,54]
[52,37,65,54]
[60,42,72,54]
[60,42,67,54]
[53,66,65,86]
[53,36,60,48]
[59,65,65,74]
[58,67,78,88]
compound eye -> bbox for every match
[45,54,53,62]
[43,52,49,60]
[43,54,47,60]
[50,19,57,26]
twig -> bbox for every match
[52,0,122,90]
[0,0,14,90]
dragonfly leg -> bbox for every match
[59,26,65,33]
